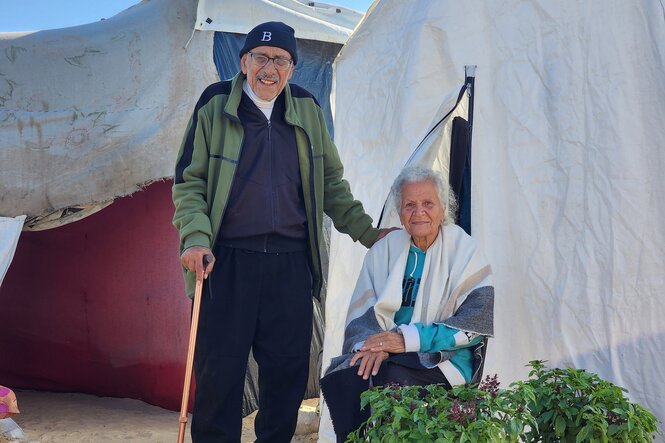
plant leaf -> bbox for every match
[555,415,567,436]
[576,425,590,443]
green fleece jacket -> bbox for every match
[172,73,379,298]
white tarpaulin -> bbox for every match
[0,216,25,287]
[0,0,217,229]
[322,0,665,441]
[195,0,362,44]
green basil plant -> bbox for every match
[345,360,660,443]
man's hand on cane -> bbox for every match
[181,246,216,282]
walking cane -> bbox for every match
[177,255,211,443]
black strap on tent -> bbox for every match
[459,67,476,235]
[376,83,468,228]
[449,116,469,226]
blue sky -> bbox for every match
[0,0,374,32]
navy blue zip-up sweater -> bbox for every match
[217,89,308,252]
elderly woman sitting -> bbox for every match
[321,166,494,442]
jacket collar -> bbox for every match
[223,72,245,120]
[282,79,302,128]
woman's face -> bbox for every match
[399,179,444,250]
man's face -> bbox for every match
[241,45,294,101]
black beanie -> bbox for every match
[239,21,298,65]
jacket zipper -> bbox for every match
[265,119,273,253]
[300,128,323,300]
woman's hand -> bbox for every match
[349,350,389,380]
[361,331,405,354]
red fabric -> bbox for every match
[0,181,193,411]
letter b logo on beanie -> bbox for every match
[261,31,272,41]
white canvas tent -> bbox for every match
[321,0,665,441]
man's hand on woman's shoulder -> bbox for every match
[374,227,401,244]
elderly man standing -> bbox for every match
[172,22,393,443]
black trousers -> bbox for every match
[321,353,451,443]
[191,246,313,443]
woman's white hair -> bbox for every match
[390,165,458,226]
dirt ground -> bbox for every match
[2,390,319,442]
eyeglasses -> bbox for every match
[248,52,293,71]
